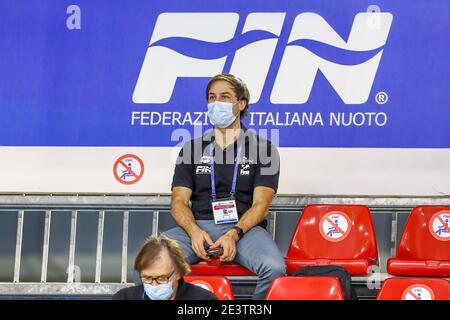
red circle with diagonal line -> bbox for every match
[319,211,352,242]
[428,211,450,241]
[113,154,145,185]
[402,284,435,300]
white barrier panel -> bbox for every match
[0,147,449,196]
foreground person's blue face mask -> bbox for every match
[207,101,238,128]
[144,282,174,300]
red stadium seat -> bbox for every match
[184,275,234,300]
[376,277,450,300]
[285,204,378,275]
[387,206,450,277]
[265,276,345,300]
[190,261,254,276]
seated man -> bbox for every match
[164,73,286,300]
[113,236,217,300]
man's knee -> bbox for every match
[259,257,286,279]
[160,227,181,240]
[160,228,196,261]
[161,228,190,247]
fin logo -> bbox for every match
[133,12,393,105]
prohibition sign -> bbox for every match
[402,284,435,300]
[113,154,144,185]
[319,211,352,242]
[429,211,450,241]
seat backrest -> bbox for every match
[286,204,378,262]
[377,278,450,300]
[265,276,345,300]
[184,276,234,300]
[396,206,450,260]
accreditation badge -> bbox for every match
[211,198,239,224]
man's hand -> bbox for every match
[189,227,214,260]
[171,187,214,261]
[209,229,239,262]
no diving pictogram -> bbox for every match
[113,154,144,185]
[319,211,352,242]
[429,211,450,241]
[402,284,435,300]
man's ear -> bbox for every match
[238,100,247,112]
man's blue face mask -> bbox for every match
[143,281,174,300]
[207,101,238,128]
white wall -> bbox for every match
[0,147,449,196]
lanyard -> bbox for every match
[210,142,242,200]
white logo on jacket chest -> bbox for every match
[196,165,211,174]
[240,164,250,175]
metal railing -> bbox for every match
[0,194,449,298]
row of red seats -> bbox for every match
[185,275,450,300]
[190,205,450,277]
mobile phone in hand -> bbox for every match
[206,247,222,257]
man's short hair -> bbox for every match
[205,74,251,119]
[134,236,191,276]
